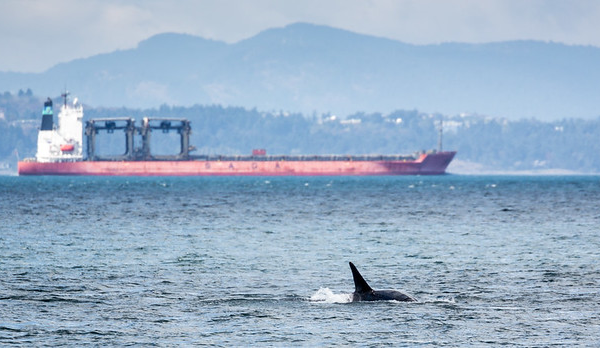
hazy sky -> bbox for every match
[1,0,599,72]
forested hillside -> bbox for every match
[1,91,599,174]
[2,23,600,121]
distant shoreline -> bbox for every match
[447,160,598,176]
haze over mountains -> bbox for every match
[2,23,599,121]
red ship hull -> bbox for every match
[18,152,455,176]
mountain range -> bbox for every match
[2,23,599,120]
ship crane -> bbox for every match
[85,117,191,161]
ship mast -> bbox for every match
[61,91,70,108]
[437,118,443,152]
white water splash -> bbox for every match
[309,288,352,304]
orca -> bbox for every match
[349,262,416,302]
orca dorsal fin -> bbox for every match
[349,262,373,294]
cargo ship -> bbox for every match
[18,94,455,176]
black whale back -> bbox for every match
[349,262,416,302]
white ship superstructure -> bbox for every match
[35,93,83,163]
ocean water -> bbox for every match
[1,175,599,346]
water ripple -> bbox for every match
[1,175,599,346]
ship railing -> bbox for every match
[190,154,418,161]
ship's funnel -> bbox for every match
[41,98,53,130]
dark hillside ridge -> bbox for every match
[2,23,599,120]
